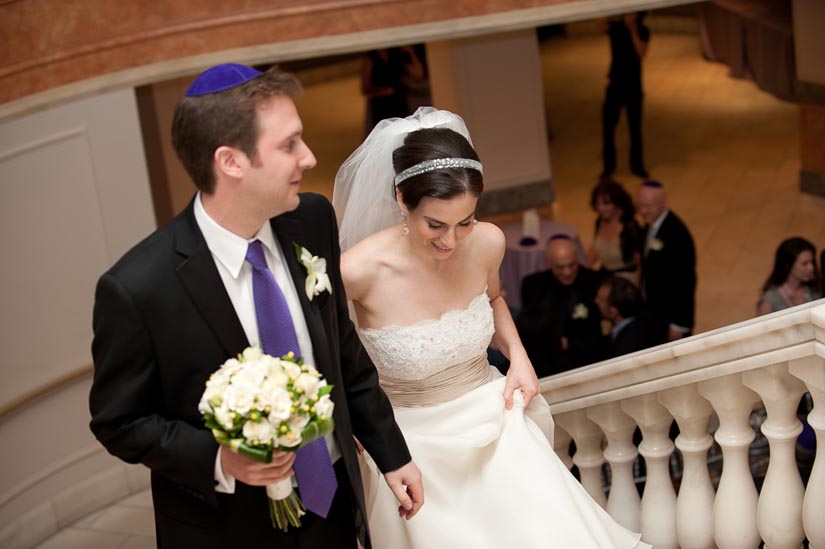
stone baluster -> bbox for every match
[788,355,825,548]
[555,410,607,507]
[622,393,677,548]
[588,401,640,531]
[698,374,761,549]
[553,424,574,470]
[743,363,807,548]
[659,384,716,549]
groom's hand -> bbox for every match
[221,447,296,486]
[384,461,424,520]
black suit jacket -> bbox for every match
[641,210,696,344]
[89,194,409,548]
[605,317,647,359]
[517,267,605,377]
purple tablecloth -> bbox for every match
[499,220,584,311]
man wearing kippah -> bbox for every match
[637,180,696,344]
[517,235,606,376]
[89,63,422,548]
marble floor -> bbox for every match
[35,27,824,549]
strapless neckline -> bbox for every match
[359,290,489,335]
[356,290,494,382]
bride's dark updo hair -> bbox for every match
[392,127,483,210]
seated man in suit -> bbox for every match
[89,64,422,549]
[637,180,697,345]
[517,235,605,377]
[595,275,648,359]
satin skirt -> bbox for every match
[359,369,649,548]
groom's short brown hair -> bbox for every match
[171,66,303,194]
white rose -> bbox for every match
[282,361,302,380]
[289,413,310,432]
[242,347,264,362]
[214,403,235,430]
[225,384,255,416]
[314,394,334,418]
[278,429,302,448]
[243,419,275,444]
[203,378,228,407]
[220,358,242,372]
[232,364,266,391]
[198,393,212,415]
[293,373,319,396]
[267,389,293,422]
[267,369,289,390]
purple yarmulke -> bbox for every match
[642,179,663,188]
[185,63,262,96]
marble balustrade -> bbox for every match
[541,299,825,549]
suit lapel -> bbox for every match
[175,202,249,357]
[270,215,333,378]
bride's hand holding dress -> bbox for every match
[477,222,541,409]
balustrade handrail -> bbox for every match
[540,299,825,413]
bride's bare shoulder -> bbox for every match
[340,227,399,299]
[471,221,506,262]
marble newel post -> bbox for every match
[426,30,553,217]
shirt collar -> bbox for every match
[611,317,635,339]
[649,208,669,234]
[194,192,279,279]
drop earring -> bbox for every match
[401,211,410,236]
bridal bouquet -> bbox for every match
[199,347,335,531]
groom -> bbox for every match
[89,63,422,548]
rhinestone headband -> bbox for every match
[394,158,483,186]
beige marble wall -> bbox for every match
[1,0,696,117]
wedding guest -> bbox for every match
[89,63,421,549]
[595,275,648,359]
[756,237,821,315]
[518,235,605,376]
[585,178,643,282]
[361,47,426,135]
[637,180,696,344]
[599,12,651,179]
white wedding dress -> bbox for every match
[357,291,649,548]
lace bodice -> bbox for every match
[358,292,495,381]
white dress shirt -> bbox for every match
[193,194,339,493]
[644,208,668,256]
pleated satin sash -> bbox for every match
[379,354,492,408]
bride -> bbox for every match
[333,108,649,548]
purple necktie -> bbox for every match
[246,240,337,518]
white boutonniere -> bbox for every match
[572,303,589,320]
[649,238,664,252]
[293,243,332,301]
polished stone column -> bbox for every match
[426,29,552,216]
